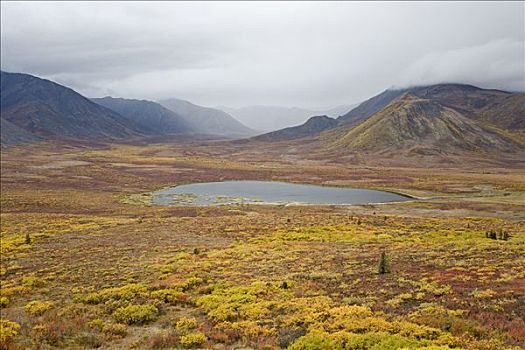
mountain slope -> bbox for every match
[478,93,525,131]
[222,104,356,132]
[326,93,519,156]
[92,97,193,135]
[159,98,255,137]
[337,89,405,126]
[337,83,513,128]
[0,118,41,145]
[1,71,138,141]
[255,83,523,149]
[254,115,338,141]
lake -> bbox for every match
[151,180,411,206]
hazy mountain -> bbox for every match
[159,98,255,137]
[326,93,520,156]
[222,104,355,132]
[92,97,193,135]
[0,71,138,143]
[253,115,338,141]
[322,104,358,118]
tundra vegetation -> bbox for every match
[0,142,524,349]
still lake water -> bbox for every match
[151,181,411,206]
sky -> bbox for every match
[1,1,524,109]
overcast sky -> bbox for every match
[1,1,524,109]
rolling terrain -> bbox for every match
[159,98,256,138]
[1,141,524,349]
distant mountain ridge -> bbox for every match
[222,104,356,132]
[0,71,256,145]
[1,71,139,143]
[159,98,255,137]
[92,97,193,135]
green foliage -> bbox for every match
[378,251,390,274]
[485,229,510,240]
[112,304,158,325]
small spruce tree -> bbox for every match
[378,251,390,274]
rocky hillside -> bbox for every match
[325,93,521,156]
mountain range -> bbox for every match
[1,70,524,162]
[221,104,356,132]
[252,83,524,158]
[0,71,255,144]
[1,71,139,142]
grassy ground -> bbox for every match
[1,141,524,349]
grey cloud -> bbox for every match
[1,1,523,109]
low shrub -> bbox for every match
[179,331,206,347]
[150,288,186,304]
[25,300,54,316]
[21,275,45,288]
[82,283,149,304]
[102,323,127,338]
[175,317,197,333]
[0,320,20,347]
[0,297,9,308]
[112,304,158,325]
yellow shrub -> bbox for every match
[82,283,149,304]
[0,297,9,308]
[150,288,185,304]
[25,300,54,316]
[179,331,206,347]
[112,304,158,325]
[470,288,496,299]
[0,320,20,345]
[21,275,45,288]
[178,277,203,291]
[175,317,197,333]
[102,323,127,338]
